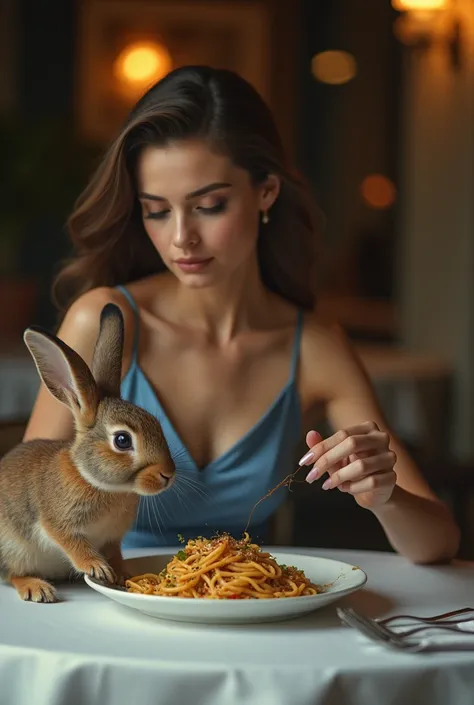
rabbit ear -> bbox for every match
[90,303,124,399]
[24,327,99,428]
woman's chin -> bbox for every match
[171,263,223,288]
[175,271,217,288]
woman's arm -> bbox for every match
[301,322,460,564]
[23,287,134,442]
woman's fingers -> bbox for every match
[299,422,380,467]
[316,432,390,476]
[319,451,397,489]
[338,470,397,496]
[305,430,322,449]
[301,423,397,509]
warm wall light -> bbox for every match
[391,0,462,70]
[392,0,448,10]
[114,41,172,90]
[360,175,397,210]
[311,51,357,85]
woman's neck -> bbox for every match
[172,256,272,344]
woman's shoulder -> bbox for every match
[57,286,138,371]
[300,308,369,402]
[302,307,349,352]
[63,272,173,323]
[62,286,134,329]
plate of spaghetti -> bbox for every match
[84,534,367,624]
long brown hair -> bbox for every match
[53,65,322,315]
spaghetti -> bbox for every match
[125,533,320,599]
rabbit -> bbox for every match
[0,302,175,603]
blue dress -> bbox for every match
[117,286,303,548]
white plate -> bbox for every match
[84,552,367,624]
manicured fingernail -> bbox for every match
[322,478,333,490]
[299,451,315,466]
[305,467,320,484]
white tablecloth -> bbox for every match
[2,547,474,705]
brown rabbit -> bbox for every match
[0,303,175,603]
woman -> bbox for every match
[25,66,459,562]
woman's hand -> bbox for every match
[299,421,397,510]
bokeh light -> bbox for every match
[114,41,172,88]
[360,174,397,210]
[392,0,448,11]
[311,51,357,85]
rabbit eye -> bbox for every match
[113,432,133,451]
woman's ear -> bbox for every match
[258,174,280,212]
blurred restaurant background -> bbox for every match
[0,0,473,555]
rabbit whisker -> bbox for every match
[155,493,173,523]
[176,475,212,503]
[150,499,166,540]
[173,483,194,515]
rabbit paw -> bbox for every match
[11,577,58,603]
[85,559,116,584]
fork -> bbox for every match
[337,607,474,653]
[337,607,426,652]
[381,621,474,639]
[378,607,474,628]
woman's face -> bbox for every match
[136,140,279,288]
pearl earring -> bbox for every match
[261,211,269,224]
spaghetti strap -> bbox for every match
[116,285,140,361]
[289,310,304,380]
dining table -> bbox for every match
[2,546,474,705]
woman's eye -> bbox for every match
[197,201,227,215]
[144,201,227,220]
[145,210,169,220]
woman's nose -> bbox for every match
[172,213,200,249]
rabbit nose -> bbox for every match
[135,464,174,495]
[161,471,175,487]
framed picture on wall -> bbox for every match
[76,0,271,143]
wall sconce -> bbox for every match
[391,0,463,70]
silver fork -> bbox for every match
[380,621,474,639]
[337,608,474,652]
[337,607,424,652]
[378,607,474,628]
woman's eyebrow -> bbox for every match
[138,182,232,202]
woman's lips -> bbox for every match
[174,258,214,273]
